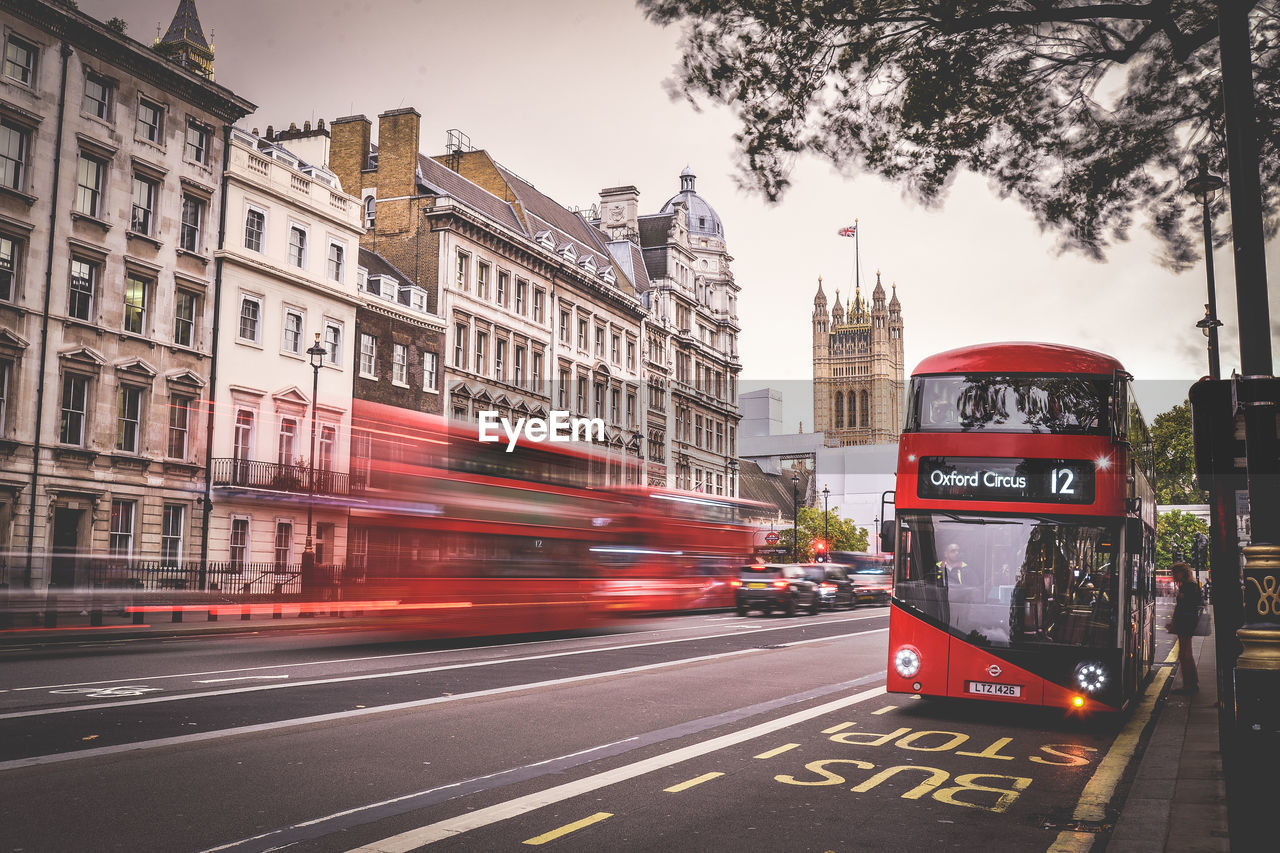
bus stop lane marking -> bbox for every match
[664,772,724,792]
[872,705,897,715]
[522,812,612,846]
[822,722,853,734]
[754,743,799,759]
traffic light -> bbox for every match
[813,539,828,562]
[1193,532,1209,573]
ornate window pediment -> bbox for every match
[534,231,556,250]
[165,368,206,391]
[0,327,29,357]
[114,357,158,380]
[598,266,616,285]
[58,345,106,370]
[578,255,597,274]
[557,243,578,263]
[272,386,309,410]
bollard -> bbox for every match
[43,591,57,628]
[242,582,251,620]
[90,608,102,627]
[208,608,217,622]
[172,607,183,623]
[133,610,144,625]
[273,583,283,619]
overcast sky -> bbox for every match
[86,0,1280,424]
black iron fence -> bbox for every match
[210,458,360,495]
[84,560,344,596]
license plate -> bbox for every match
[747,582,767,589]
[966,680,1022,697]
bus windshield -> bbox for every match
[894,512,1119,648]
[908,374,1110,434]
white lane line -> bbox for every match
[0,647,762,771]
[193,676,291,683]
[346,685,888,852]
[0,617,886,719]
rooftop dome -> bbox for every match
[660,167,725,239]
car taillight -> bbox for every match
[729,580,742,588]
[821,582,835,589]
[771,579,789,588]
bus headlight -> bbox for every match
[1074,661,1108,694]
[894,646,921,678]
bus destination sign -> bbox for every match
[917,457,1095,504]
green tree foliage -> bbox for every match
[1157,508,1210,574]
[1152,401,1207,504]
[772,506,869,561]
[639,0,1280,267]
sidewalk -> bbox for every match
[0,599,384,642]
[1110,626,1230,852]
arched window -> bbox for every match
[847,390,856,429]
[860,390,870,427]
[834,393,844,428]
[364,196,376,229]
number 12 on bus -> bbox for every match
[882,343,1157,713]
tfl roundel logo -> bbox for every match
[986,664,1003,678]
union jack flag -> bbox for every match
[837,225,857,237]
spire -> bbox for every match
[813,275,826,306]
[873,269,886,298]
[155,1,215,80]
[889,281,900,307]
[831,288,844,322]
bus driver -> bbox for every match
[935,543,968,585]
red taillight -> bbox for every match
[821,582,835,589]
[772,579,789,589]
[729,580,742,588]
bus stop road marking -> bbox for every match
[872,705,897,715]
[522,812,612,846]
[664,772,724,792]
[822,722,854,734]
[345,686,886,852]
[754,743,799,759]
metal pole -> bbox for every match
[1201,186,1221,381]
[1215,3,1279,845]
[792,475,799,563]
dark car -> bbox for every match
[801,563,856,610]
[734,564,821,616]
[847,559,894,604]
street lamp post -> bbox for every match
[792,472,800,563]
[822,485,830,550]
[1185,153,1225,380]
[302,333,327,603]
[725,457,738,498]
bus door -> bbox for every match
[1121,517,1146,699]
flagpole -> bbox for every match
[855,217,860,293]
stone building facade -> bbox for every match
[0,0,252,589]
[812,274,905,446]
[595,169,743,494]
[327,109,648,484]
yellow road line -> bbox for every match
[522,812,612,846]
[1047,646,1178,852]
[754,743,799,759]
[872,705,897,715]
[822,722,853,734]
[664,772,724,792]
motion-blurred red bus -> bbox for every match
[883,343,1157,713]
[597,488,771,612]
[343,399,638,636]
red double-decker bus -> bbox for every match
[343,399,637,637]
[596,488,770,612]
[883,343,1156,713]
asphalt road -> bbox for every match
[0,605,1177,852]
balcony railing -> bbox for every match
[210,458,359,495]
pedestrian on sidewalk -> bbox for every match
[1167,561,1202,694]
